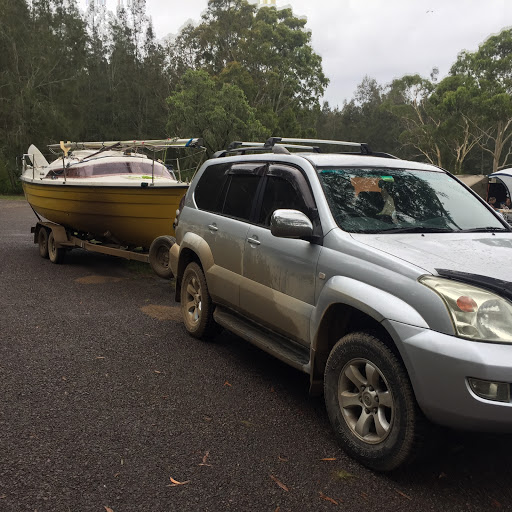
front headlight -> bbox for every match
[420,276,512,343]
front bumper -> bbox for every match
[385,320,512,432]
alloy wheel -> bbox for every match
[338,358,394,444]
[184,274,202,327]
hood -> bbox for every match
[353,232,512,282]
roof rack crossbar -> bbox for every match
[228,141,319,150]
[214,141,321,158]
[267,137,367,149]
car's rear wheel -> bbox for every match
[324,331,425,471]
[181,262,218,339]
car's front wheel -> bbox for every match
[324,331,425,471]
[180,262,218,339]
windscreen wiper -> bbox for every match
[459,227,510,233]
[378,226,456,234]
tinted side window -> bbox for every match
[195,163,230,213]
[222,174,260,221]
[258,175,308,226]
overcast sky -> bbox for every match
[81,0,512,107]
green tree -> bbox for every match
[451,29,512,173]
[96,2,170,140]
[167,69,269,157]
[325,77,402,155]
[384,74,446,167]
[0,0,89,193]
[425,75,482,174]
[169,0,328,136]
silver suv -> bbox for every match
[170,138,512,471]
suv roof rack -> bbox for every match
[212,137,398,159]
[212,140,319,158]
[269,138,398,159]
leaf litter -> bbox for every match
[270,475,289,492]
[199,451,211,466]
[168,477,191,487]
[319,491,340,505]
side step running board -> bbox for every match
[214,307,311,374]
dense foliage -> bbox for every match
[1,0,511,193]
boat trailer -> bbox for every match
[31,221,175,279]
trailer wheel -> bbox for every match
[38,227,49,259]
[149,235,176,279]
[48,231,65,264]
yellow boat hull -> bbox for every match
[22,181,188,249]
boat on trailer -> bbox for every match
[20,138,205,277]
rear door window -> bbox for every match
[194,163,230,213]
[219,164,265,221]
[222,174,261,221]
[195,163,264,221]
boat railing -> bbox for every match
[22,153,35,179]
[48,138,205,154]
[46,138,206,184]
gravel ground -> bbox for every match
[1,198,511,512]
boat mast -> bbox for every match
[176,158,182,182]
[152,149,155,186]
[59,141,69,183]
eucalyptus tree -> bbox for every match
[80,1,111,140]
[167,69,269,157]
[0,0,32,191]
[451,28,512,173]
[384,74,445,167]
[0,0,88,192]
[0,0,32,151]
[426,74,483,174]
[104,2,169,139]
[330,77,402,156]
[168,0,328,136]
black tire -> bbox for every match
[180,262,218,339]
[48,231,65,264]
[149,235,176,279]
[324,331,425,472]
[38,227,49,259]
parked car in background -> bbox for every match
[170,137,512,471]
[488,169,512,224]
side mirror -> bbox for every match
[270,209,314,239]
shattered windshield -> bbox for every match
[318,167,507,233]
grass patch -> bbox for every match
[333,470,357,480]
[0,194,24,201]
[124,260,177,289]
[124,260,155,276]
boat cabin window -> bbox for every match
[62,160,172,178]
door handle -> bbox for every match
[247,237,260,245]
[208,224,218,232]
